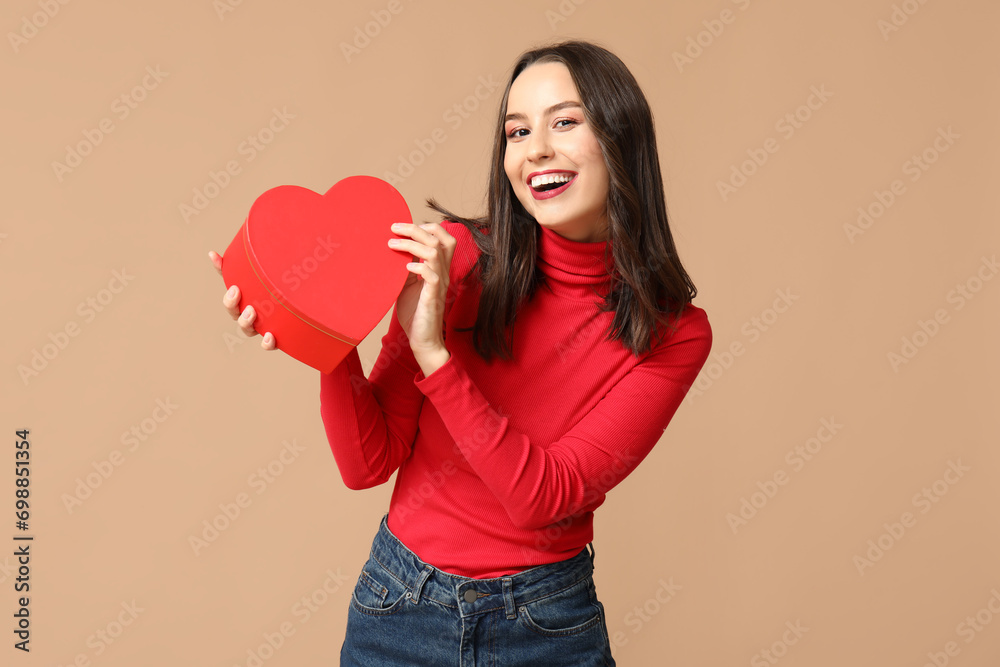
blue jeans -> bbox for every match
[340,514,616,666]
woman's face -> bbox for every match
[503,61,610,243]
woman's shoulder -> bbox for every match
[647,300,713,362]
[675,302,711,335]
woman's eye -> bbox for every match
[506,119,577,139]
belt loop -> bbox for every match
[410,565,433,604]
[502,577,516,619]
[586,542,596,566]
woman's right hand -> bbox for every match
[209,250,277,351]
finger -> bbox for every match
[390,239,438,262]
[416,223,455,273]
[208,250,223,275]
[391,221,439,244]
[420,222,458,266]
[261,332,276,350]
[389,223,449,273]
[415,224,442,250]
[418,222,455,249]
[223,285,242,319]
[408,262,440,286]
[238,304,260,337]
[387,235,437,256]
[434,226,457,265]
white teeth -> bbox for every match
[530,173,575,188]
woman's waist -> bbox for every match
[385,489,594,579]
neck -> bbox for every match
[540,220,608,244]
[535,223,614,302]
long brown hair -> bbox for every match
[426,39,699,362]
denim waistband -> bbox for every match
[367,514,595,619]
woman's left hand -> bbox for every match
[387,221,456,376]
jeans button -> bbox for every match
[463,589,478,603]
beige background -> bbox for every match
[3,0,998,665]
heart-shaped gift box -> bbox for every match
[220,175,412,373]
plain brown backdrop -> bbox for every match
[4,0,998,665]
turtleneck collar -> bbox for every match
[536,224,615,301]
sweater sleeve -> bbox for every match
[318,220,478,491]
[412,307,713,531]
[319,301,425,490]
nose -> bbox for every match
[525,128,552,162]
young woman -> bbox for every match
[210,39,712,666]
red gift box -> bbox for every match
[220,175,412,373]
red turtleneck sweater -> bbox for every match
[319,221,712,578]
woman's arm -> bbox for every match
[319,219,477,491]
[412,308,713,531]
[319,301,425,490]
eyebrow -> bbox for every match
[504,101,582,124]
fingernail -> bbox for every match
[227,286,236,298]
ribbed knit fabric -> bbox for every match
[319,221,712,578]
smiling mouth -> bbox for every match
[530,173,577,192]
[528,172,578,201]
